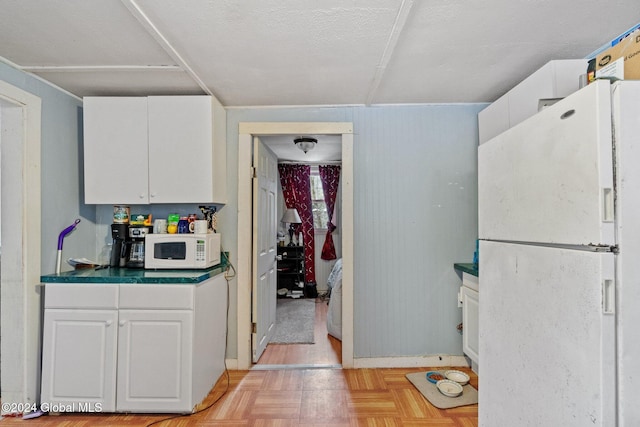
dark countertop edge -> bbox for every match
[453,263,479,277]
[41,256,229,284]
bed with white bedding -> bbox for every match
[326,258,342,340]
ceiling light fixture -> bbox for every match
[294,137,317,153]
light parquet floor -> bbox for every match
[2,368,478,426]
[1,298,478,426]
[256,297,342,366]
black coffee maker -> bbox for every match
[110,223,130,267]
[126,225,152,268]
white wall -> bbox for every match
[0,62,89,405]
[225,103,484,359]
[0,62,93,273]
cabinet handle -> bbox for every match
[150,192,156,198]
[105,320,113,326]
[139,194,145,199]
[119,320,127,326]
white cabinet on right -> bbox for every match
[116,309,193,413]
[478,59,586,144]
[147,96,227,204]
[461,272,479,374]
[83,95,227,205]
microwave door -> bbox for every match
[155,241,187,260]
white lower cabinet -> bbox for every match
[40,275,226,413]
[116,310,193,412]
[40,309,118,412]
[460,273,479,373]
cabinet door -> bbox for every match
[478,93,509,145]
[507,60,585,129]
[83,97,149,204]
[40,309,118,412]
[148,96,218,203]
[116,310,193,413]
[461,286,479,366]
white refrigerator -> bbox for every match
[478,79,640,426]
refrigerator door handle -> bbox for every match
[602,188,614,222]
[602,279,615,314]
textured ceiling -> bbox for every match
[0,0,638,108]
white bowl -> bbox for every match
[436,379,463,397]
[444,370,470,385]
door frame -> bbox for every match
[237,122,354,369]
[0,81,42,405]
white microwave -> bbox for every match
[144,233,221,269]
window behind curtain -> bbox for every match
[310,169,328,230]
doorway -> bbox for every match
[237,122,354,370]
[0,81,42,407]
[258,156,342,366]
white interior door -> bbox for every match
[478,80,615,246]
[251,137,278,363]
[0,82,41,406]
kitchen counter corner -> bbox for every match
[454,262,479,277]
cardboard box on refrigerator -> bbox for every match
[595,29,640,80]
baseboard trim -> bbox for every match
[225,356,470,370]
[251,363,342,371]
[353,355,470,369]
[225,358,238,370]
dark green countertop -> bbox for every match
[41,257,229,284]
[454,263,479,277]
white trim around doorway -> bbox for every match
[0,80,42,407]
[237,122,353,370]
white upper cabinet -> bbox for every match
[478,59,587,145]
[83,97,149,204]
[83,96,227,204]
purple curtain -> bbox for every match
[278,164,316,284]
[319,165,341,260]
